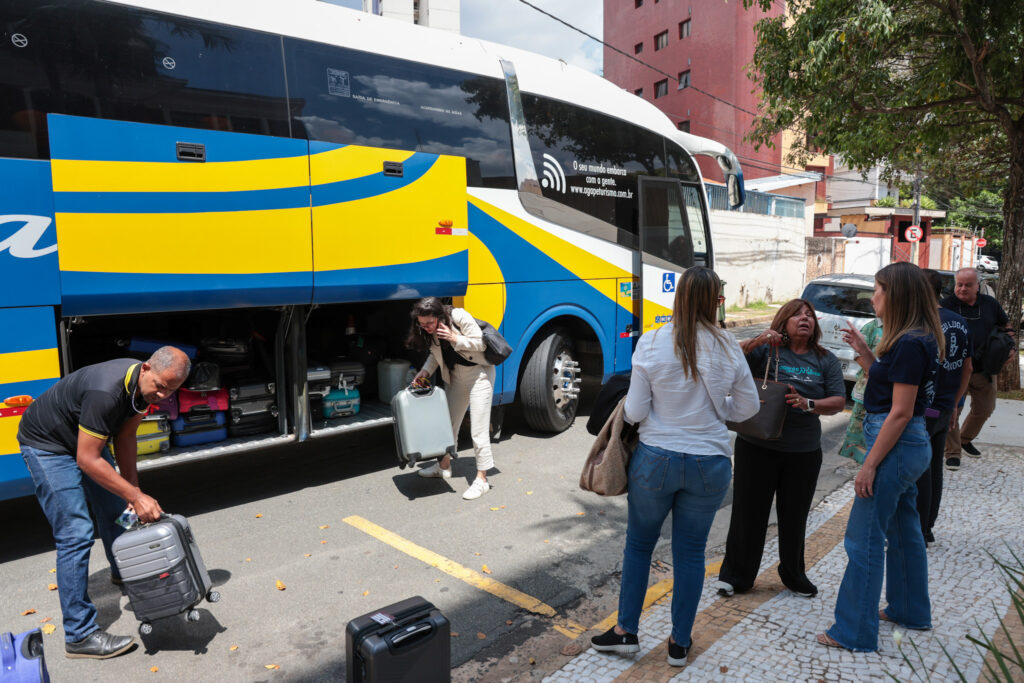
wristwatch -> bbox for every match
[803,399,815,413]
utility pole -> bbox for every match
[911,165,922,265]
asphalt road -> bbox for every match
[0,320,857,682]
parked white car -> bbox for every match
[978,255,999,273]
[801,274,877,382]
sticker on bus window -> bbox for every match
[327,68,351,97]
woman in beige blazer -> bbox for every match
[407,297,496,500]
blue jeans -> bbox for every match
[828,414,931,651]
[618,442,731,647]
[21,446,127,643]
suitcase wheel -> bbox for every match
[207,590,221,603]
[186,609,201,623]
[139,622,153,636]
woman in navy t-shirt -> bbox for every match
[819,262,944,652]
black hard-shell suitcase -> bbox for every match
[225,374,275,401]
[345,596,450,683]
[227,412,278,437]
[329,357,366,389]
[229,396,277,423]
[111,514,220,636]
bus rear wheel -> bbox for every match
[520,329,580,433]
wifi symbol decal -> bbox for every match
[541,153,566,193]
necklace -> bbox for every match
[130,386,148,414]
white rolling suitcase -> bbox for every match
[390,385,458,469]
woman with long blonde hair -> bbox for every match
[590,267,758,667]
[819,262,944,652]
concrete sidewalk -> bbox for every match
[543,399,1024,682]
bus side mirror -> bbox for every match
[727,175,744,209]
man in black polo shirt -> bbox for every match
[940,267,1014,465]
[17,346,190,660]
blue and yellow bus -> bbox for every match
[0,0,744,501]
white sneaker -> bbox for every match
[462,478,490,500]
[418,462,451,479]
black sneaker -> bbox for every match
[962,441,981,457]
[714,580,735,597]
[667,639,689,667]
[65,630,136,659]
[782,576,818,598]
[924,530,935,545]
[590,626,639,655]
[945,456,961,471]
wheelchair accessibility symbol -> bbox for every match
[662,272,676,293]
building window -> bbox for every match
[677,121,690,133]
[635,0,643,7]
[634,42,644,54]
[634,88,644,97]
[679,19,691,39]
[654,79,668,98]
[677,70,691,89]
[654,30,669,51]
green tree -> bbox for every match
[744,0,1024,389]
[943,190,1004,249]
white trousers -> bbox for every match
[447,364,495,472]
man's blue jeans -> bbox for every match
[828,414,931,651]
[21,446,127,643]
[618,442,731,647]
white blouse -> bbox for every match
[623,323,759,457]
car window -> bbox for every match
[803,283,875,318]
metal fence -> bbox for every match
[706,184,805,219]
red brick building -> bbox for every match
[603,0,784,181]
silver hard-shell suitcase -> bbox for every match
[390,385,458,469]
[111,514,220,635]
[228,396,278,423]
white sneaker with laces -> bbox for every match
[418,462,452,479]
[462,478,490,500]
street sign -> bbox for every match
[976,237,988,248]
[905,225,922,242]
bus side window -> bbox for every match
[283,38,515,190]
[0,0,291,160]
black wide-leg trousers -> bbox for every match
[718,438,823,592]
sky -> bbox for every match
[323,0,604,74]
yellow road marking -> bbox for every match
[343,515,557,618]
[585,559,725,639]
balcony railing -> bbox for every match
[706,185,805,218]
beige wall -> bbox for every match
[711,209,807,307]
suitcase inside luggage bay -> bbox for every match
[345,596,450,683]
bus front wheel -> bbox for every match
[519,329,580,433]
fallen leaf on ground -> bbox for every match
[41,624,56,635]
[526,491,533,495]
[320,540,327,544]
[303,554,312,558]
[255,514,263,518]
[319,525,329,530]
[245,557,252,562]
[476,632,486,639]
[543,540,550,544]
[47,568,55,574]
[362,590,369,596]
[560,642,583,656]
[434,578,441,583]
[500,505,506,509]
[489,507,500,511]
[474,552,481,556]
[576,512,585,516]
[481,565,492,574]
[451,632,459,637]
[150,666,159,672]
[47,584,57,591]
[275,580,286,591]
[720,666,729,673]
[39,617,52,623]
[21,609,36,616]
[505,620,513,625]
[230,645,239,651]
[264,664,280,670]
[529,657,536,665]
[393,565,398,569]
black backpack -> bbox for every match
[978,326,1015,379]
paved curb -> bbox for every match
[721,314,776,329]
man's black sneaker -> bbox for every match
[667,639,689,667]
[590,626,639,654]
[962,441,981,457]
[65,630,136,659]
[945,457,961,471]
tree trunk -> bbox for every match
[996,122,1024,392]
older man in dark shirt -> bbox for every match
[18,346,190,659]
[939,268,1014,465]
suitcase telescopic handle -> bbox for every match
[387,622,433,648]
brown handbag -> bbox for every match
[725,346,789,440]
[580,397,638,496]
